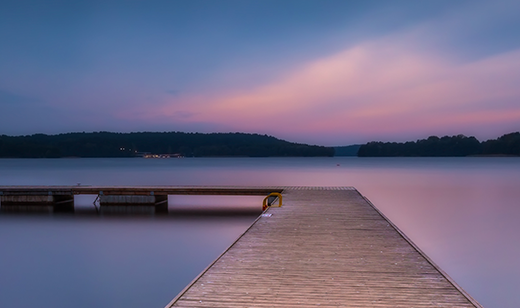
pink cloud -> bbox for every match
[125,38,520,144]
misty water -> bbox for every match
[1,157,519,308]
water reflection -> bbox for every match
[1,195,264,217]
[0,195,261,308]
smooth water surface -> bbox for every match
[1,157,519,308]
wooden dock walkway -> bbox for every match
[0,185,283,196]
[166,187,483,307]
[0,186,284,209]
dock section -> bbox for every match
[167,187,482,307]
[0,186,283,212]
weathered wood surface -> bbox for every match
[0,186,284,196]
[167,187,482,307]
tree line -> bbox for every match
[358,132,520,157]
[0,132,334,158]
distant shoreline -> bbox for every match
[357,132,520,157]
[0,132,334,158]
[1,131,519,158]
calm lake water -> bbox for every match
[1,157,519,308]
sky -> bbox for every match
[1,0,520,146]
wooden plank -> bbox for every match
[166,187,483,308]
[0,185,286,196]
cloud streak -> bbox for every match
[127,36,520,144]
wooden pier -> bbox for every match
[166,187,483,307]
[0,185,483,306]
[0,185,283,211]
[0,185,283,198]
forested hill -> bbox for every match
[333,145,361,156]
[0,132,334,158]
[358,132,520,157]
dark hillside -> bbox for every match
[0,132,334,158]
[481,132,520,156]
[334,145,361,156]
[357,133,520,157]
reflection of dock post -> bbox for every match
[52,194,75,212]
[98,192,168,214]
[0,191,74,213]
[154,195,168,213]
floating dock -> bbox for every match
[0,185,483,306]
[0,185,283,212]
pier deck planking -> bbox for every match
[167,187,482,307]
[0,186,283,196]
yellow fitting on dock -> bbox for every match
[262,192,282,211]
